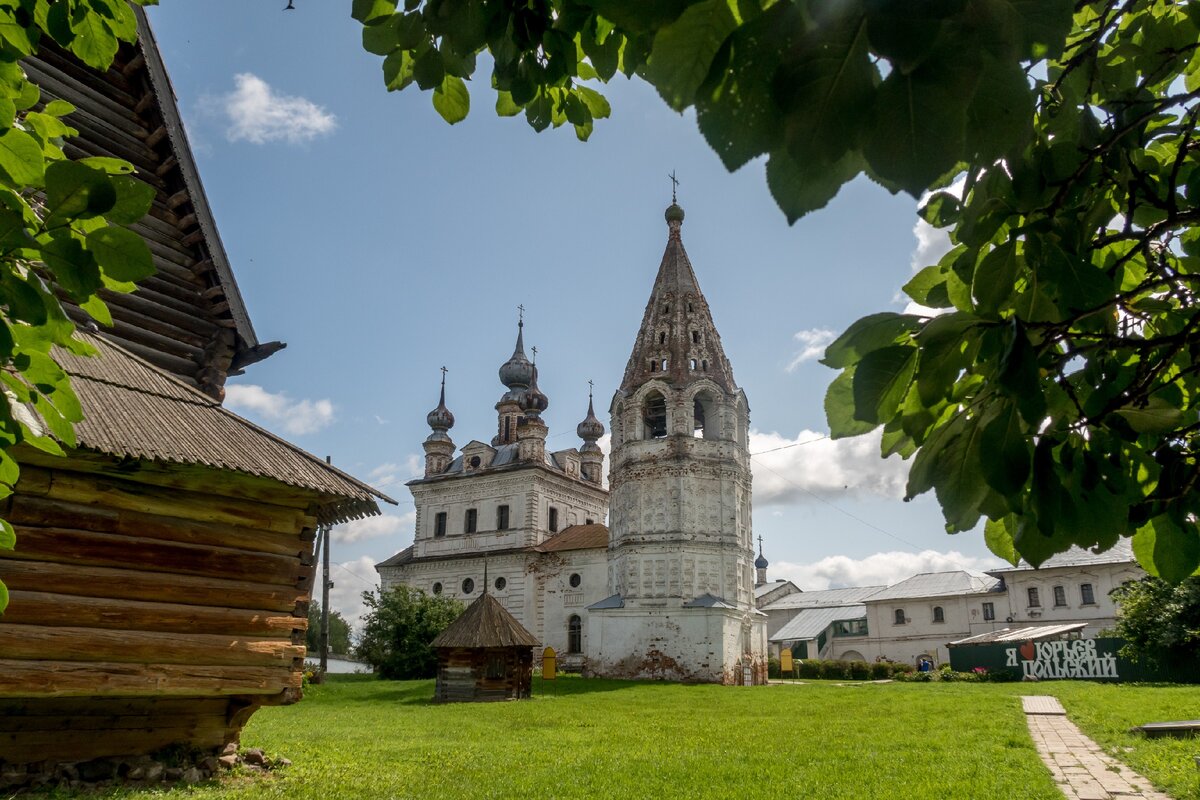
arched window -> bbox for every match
[932,606,945,623]
[701,359,708,371]
[567,615,582,654]
[659,331,667,345]
[693,391,716,439]
[661,358,668,371]
[894,609,906,625]
[692,330,700,343]
[649,359,658,372]
[689,358,697,370]
[643,391,667,439]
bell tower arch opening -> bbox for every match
[643,390,667,439]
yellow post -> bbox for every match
[542,646,557,681]
[780,648,793,680]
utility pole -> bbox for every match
[320,455,333,679]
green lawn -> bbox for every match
[42,676,1200,799]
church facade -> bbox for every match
[377,201,767,683]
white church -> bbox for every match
[377,201,768,684]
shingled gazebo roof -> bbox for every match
[431,593,540,649]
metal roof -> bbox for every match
[755,580,798,600]
[987,540,1136,573]
[948,623,1089,646]
[761,585,886,611]
[535,524,608,552]
[51,333,393,524]
[682,593,737,609]
[431,592,540,649]
[770,604,866,642]
[867,571,1001,602]
[587,593,625,610]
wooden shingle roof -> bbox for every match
[431,593,539,649]
[535,523,609,552]
[45,333,393,525]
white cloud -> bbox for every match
[213,73,336,145]
[224,384,335,435]
[786,328,837,371]
[771,549,1003,591]
[749,428,909,505]
[327,555,380,634]
[333,511,414,544]
[367,457,422,490]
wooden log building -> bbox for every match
[430,593,539,703]
[0,10,392,766]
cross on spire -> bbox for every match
[440,365,447,387]
[587,379,594,399]
[518,304,525,324]
[757,535,763,555]
[669,170,679,203]
[531,345,538,364]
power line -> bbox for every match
[750,434,828,455]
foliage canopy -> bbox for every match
[307,600,353,655]
[355,585,464,679]
[357,0,1200,581]
[0,0,157,613]
[1111,576,1200,665]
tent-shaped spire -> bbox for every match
[619,203,736,394]
[431,593,540,648]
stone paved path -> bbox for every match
[1022,695,1173,800]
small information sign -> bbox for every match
[780,649,793,675]
[542,646,557,681]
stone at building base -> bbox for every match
[586,605,768,685]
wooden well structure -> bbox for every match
[0,10,392,767]
[431,593,539,703]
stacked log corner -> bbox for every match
[0,453,317,765]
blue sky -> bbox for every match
[146,2,1002,626]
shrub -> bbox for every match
[818,660,851,680]
[890,662,916,678]
[869,662,892,680]
[355,586,465,680]
[767,657,781,679]
[848,660,871,680]
[797,659,821,679]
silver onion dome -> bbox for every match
[521,364,549,415]
[498,319,535,389]
[577,393,605,442]
[426,373,454,432]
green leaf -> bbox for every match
[694,8,788,172]
[45,161,117,220]
[1114,396,1184,435]
[823,312,922,369]
[0,128,45,187]
[352,0,397,25]
[984,515,1019,566]
[965,54,1034,161]
[863,60,971,196]
[577,87,611,120]
[79,156,135,174]
[903,265,951,308]
[432,75,470,124]
[775,12,877,166]
[68,6,120,69]
[929,414,989,532]
[915,311,977,405]
[645,0,738,111]
[40,98,73,117]
[413,47,445,91]
[765,148,862,224]
[825,367,876,439]
[852,345,916,425]
[979,400,1030,496]
[363,13,401,55]
[1005,0,1073,60]
[79,294,112,326]
[495,90,521,117]
[972,240,1020,315]
[86,225,155,282]
[1133,515,1200,584]
[383,50,414,91]
[105,176,156,225]
[996,320,1046,427]
[40,235,101,298]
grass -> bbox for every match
[33,676,1200,800]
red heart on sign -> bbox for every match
[1019,641,1036,660]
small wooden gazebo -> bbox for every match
[430,593,539,702]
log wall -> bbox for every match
[433,648,533,703]
[0,454,318,764]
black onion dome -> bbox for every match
[577,394,605,441]
[755,553,769,569]
[498,320,534,389]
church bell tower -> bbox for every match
[585,200,767,684]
